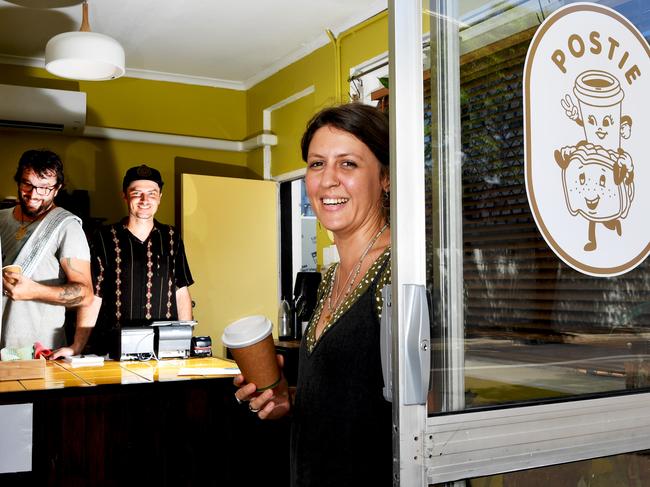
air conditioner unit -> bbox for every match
[0,84,86,135]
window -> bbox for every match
[388,1,650,484]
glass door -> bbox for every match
[389,0,650,484]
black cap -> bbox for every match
[122,165,164,192]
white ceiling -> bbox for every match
[0,0,387,89]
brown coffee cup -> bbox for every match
[2,265,22,275]
[222,315,280,392]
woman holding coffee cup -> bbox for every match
[234,103,392,486]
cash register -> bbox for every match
[118,327,155,361]
[152,320,196,359]
[116,321,196,360]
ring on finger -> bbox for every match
[249,403,260,413]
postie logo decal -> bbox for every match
[524,3,650,277]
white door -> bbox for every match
[181,174,278,356]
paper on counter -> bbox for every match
[177,367,240,376]
[63,354,105,367]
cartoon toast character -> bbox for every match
[558,144,634,251]
[554,70,635,251]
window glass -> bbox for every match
[299,180,317,271]
[280,179,318,304]
[441,449,650,487]
[426,0,650,412]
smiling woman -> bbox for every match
[234,103,393,487]
[291,103,392,487]
[304,125,387,237]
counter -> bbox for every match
[0,357,290,486]
[1,356,237,391]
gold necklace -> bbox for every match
[14,210,43,240]
[324,222,389,322]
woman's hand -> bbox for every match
[233,354,292,420]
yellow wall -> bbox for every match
[2,8,391,295]
[270,91,316,176]
[85,78,247,140]
[0,64,247,139]
[338,11,389,102]
[1,11,390,220]
[245,44,336,178]
[245,11,389,179]
[1,10,391,343]
[246,44,336,137]
[242,11,389,266]
[0,64,248,225]
[0,131,247,224]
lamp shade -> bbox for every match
[45,31,125,81]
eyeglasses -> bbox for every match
[19,181,57,196]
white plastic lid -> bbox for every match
[222,315,272,349]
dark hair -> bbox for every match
[301,103,389,175]
[14,149,64,187]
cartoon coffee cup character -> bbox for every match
[572,71,629,146]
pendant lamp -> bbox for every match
[45,1,125,81]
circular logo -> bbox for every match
[524,4,650,276]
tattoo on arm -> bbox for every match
[59,283,84,306]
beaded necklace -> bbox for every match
[324,222,389,322]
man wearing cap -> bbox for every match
[86,165,194,354]
[1,149,94,357]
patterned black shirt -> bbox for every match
[90,219,194,338]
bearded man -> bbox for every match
[0,149,93,357]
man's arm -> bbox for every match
[175,286,193,320]
[51,295,102,359]
[2,257,93,307]
[58,257,93,306]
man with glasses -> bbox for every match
[85,165,194,355]
[0,149,93,357]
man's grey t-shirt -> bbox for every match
[0,207,90,349]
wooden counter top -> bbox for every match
[0,356,238,393]
[0,355,289,486]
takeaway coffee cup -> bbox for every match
[573,70,624,149]
[222,315,280,392]
[2,265,22,275]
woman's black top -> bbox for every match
[291,248,392,487]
